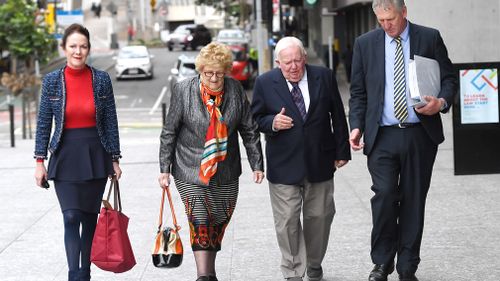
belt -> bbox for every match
[385,123,422,129]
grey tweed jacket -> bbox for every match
[159,76,263,186]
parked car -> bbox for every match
[216,29,249,47]
[164,24,212,51]
[167,54,197,94]
[114,45,154,80]
[228,45,252,89]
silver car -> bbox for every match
[114,45,154,80]
[167,55,197,94]
[216,29,249,46]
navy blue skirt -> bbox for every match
[48,127,114,214]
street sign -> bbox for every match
[56,9,84,26]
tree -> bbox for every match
[0,0,56,79]
[195,0,251,28]
[0,0,57,141]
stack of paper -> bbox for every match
[408,55,441,108]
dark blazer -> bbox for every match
[251,64,351,185]
[159,76,263,186]
[349,22,458,155]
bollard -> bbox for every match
[9,104,15,147]
[162,102,166,127]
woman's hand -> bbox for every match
[253,170,264,184]
[158,173,171,188]
[34,163,48,188]
[112,162,122,180]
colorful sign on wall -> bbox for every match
[459,68,499,124]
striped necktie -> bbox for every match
[290,81,307,120]
[394,36,408,122]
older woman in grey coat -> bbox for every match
[158,42,264,281]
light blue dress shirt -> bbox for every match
[381,21,420,126]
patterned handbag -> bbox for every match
[152,186,183,268]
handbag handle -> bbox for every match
[157,185,180,232]
[104,177,122,212]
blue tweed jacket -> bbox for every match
[34,65,121,160]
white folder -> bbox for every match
[408,55,441,108]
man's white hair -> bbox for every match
[274,36,307,62]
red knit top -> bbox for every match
[64,66,96,129]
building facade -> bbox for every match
[289,0,500,66]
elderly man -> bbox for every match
[251,36,350,281]
[349,1,457,281]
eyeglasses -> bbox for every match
[204,72,225,78]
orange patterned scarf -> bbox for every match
[199,82,228,184]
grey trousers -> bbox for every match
[269,178,335,279]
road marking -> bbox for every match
[149,86,167,115]
[130,98,142,108]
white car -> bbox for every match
[167,55,197,94]
[216,29,249,46]
[114,45,154,80]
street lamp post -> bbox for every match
[107,1,119,49]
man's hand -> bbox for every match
[272,107,294,131]
[349,128,364,151]
[415,96,445,115]
[335,160,349,168]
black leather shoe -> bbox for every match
[196,277,210,281]
[368,263,395,281]
[399,272,419,281]
[208,276,218,281]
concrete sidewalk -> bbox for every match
[1,56,500,281]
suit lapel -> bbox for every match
[305,65,320,122]
[375,29,386,102]
[409,22,419,59]
[272,69,303,122]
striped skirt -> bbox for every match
[174,178,239,251]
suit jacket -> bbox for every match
[349,22,458,155]
[251,64,351,185]
[159,76,263,186]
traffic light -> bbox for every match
[304,0,318,9]
[150,0,157,12]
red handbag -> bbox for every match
[91,178,136,273]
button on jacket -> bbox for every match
[34,66,121,160]
[159,76,263,186]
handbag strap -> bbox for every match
[157,186,180,232]
[105,177,122,212]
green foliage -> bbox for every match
[0,0,56,68]
[195,0,221,6]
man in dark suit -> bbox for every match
[348,1,457,281]
[251,36,351,281]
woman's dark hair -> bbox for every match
[60,23,91,49]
